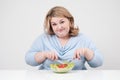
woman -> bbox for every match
[25,6,103,70]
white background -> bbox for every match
[0,0,120,70]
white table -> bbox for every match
[0,70,120,80]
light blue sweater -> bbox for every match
[25,33,103,70]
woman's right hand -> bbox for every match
[44,51,58,60]
[35,51,58,64]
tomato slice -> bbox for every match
[57,64,68,68]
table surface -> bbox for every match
[0,70,120,80]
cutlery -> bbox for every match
[56,60,64,64]
[67,59,74,63]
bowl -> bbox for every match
[50,61,74,73]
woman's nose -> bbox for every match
[57,24,62,29]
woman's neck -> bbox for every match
[58,36,70,47]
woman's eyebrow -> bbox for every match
[51,18,64,23]
[59,19,64,21]
[50,22,56,24]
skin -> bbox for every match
[35,17,94,64]
[51,17,70,47]
[50,17,70,39]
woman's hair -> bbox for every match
[44,6,79,36]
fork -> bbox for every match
[56,60,64,64]
[67,59,74,63]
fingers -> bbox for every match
[74,49,80,60]
[51,51,58,60]
[54,52,58,60]
[45,51,58,60]
[74,48,85,60]
[76,51,80,59]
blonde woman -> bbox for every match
[25,6,103,70]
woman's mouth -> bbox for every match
[58,29,64,32]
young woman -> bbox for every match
[25,6,103,70]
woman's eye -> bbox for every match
[52,23,57,26]
[60,21,64,24]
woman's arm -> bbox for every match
[25,35,44,66]
[34,52,46,64]
[34,51,58,64]
[86,40,103,67]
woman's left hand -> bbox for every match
[73,48,94,61]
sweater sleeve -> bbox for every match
[87,49,103,67]
[25,35,44,66]
[86,38,103,68]
[25,52,40,66]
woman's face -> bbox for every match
[50,17,70,38]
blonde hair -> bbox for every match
[44,6,79,36]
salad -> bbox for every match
[50,62,74,73]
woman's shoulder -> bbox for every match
[77,33,88,38]
[77,33,92,41]
[36,33,47,39]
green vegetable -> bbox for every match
[50,62,74,73]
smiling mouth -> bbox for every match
[58,29,64,32]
